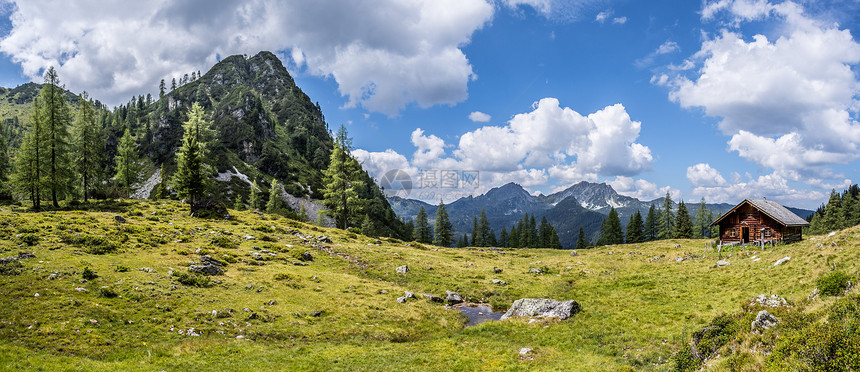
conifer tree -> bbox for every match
[298,204,309,221]
[840,190,856,229]
[457,234,466,248]
[499,227,508,248]
[249,180,260,210]
[463,233,469,247]
[154,163,168,199]
[266,179,283,213]
[821,189,842,232]
[413,206,432,244]
[322,125,366,229]
[674,201,694,239]
[548,226,562,249]
[509,225,519,248]
[171,78,177,91]
[159,79,166,98]
[361,215,376,237]
[601,207,624,245]
[114,125,140,198]
[0,117,10,198]
[12,99,45,209]
[626,210,644,243]
[658,192,675,240]
[694,197,714,238]
[528,214,539,247]
[433,201,453,247]
[576,227,588,250]
[478,209,491,247]
[74,93,102,202]
[471,216,480,247]
[644,204,658,241]
[233,193,244,211]
[41,67,73,207]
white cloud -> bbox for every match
[655,41,679,55]
[686,163,727,187]
[0,0,495,114]
[608,176,680,201]
[468,111,491,122]
[691,172,828,205]
[595,10,610,23]
[352,148,416,181]
[665,0,860,180]
[612,16,627,24]
[504,0,603,21]
[636,40,680,68]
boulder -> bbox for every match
[528,267,543,274]
[749,294,788,308]
[423,294,444,303]
[114,215,126,223]
[500,298,581,321]
[403,291,415,299]
[716,260,730,267]
[396,296,408,303]
[493,267,503,274]
[445,291,463,305]
[773,256,791,266]
[491,279,508,286]
[569,250,578,256]
[395,265,409,274]
[17,252,35,260]
[189,264,223,276]
[300,251,313,262]
[200,255,224,267]
[751,310,779,332]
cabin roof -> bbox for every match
[710,199,811,227]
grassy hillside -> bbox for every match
[0,200,858,371]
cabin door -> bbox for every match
[742,227,750,244]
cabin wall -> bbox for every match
[718,205,786,243]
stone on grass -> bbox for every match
[500,298,581,321]
[189,264,223,276]
[200,255,224,267]
[528,267,543,274]
[716,260,730,267]
[396,296,408,303]
[423,294,444,303]
[569,250,578,256]
[773,256,791,266]
[491,279,508,286]
[750,294,788,308]
[395,265,409,274]
[300,251,314,262]
[445,291,463,305]
[114,215,126,223]
[751,310,780,332]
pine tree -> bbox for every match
[114,126,140,198]
[154,163,168,199]
[548,226,562,249]
[644,204,658,241]
[0,116,10,198]
[471,216,480,247]
[171,78,177,91]
[266,179,283,213]
[233,193,244,211]
[433,201,453,247]
[539,217,551,247]
[74,93,102,202]
[172,103,214,205]
[694,197,713,238]
[249,180,260,210]
[414,206,432,244]
[361,215,376,237]
[499,227,508,248]
[159,79,166,98]
[298,204,309,221]
[674,201,694,239]
[463,233,469,247]
[509,225,519,248]
[12,99,45,209]
[601,207,624,245]
[322,125,366,229]
[41,67,73,207]
[457,234,466,248]
[478,208,491,247]
[528,214,539,247]
[658,192,675,240]
[576,227,588,250]
[840,190,856,229]
[626,210,644,243]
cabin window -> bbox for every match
[763,228,771,238]
[729,229,736,238]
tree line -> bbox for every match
[807,185,860,234]
[589,192,719,249]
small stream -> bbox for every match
[456,304,505,326]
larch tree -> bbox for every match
[12,99,46,209]
[249,180,261,210]
[433,201,453,247]
[41,67,74,207]
[266,179,283,213]
[322,125,366,229]
[74,93,103,202]
[114,125,140,198]
[674,200,694,239]
[173,103,215,205]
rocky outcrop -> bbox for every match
[751,310,779,332]
[500,298,581,321]
[445,291,463,305]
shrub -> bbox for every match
[115,265,130,272]
[817,271,852,296]
[0,260,23,276]
[99,287,118,298]
[172,272,212,288]
[18,233,39,246]
[82,267,98,280]
[671,348,700,372]
[210,235,237,249]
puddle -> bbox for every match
[455,304,505,326]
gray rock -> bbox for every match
[750,294,788,308]
[423,294,444,303]
[250,252,263,260]
[396,296,408,303]
[528,267,543,274]
[445,291,463,305]
[17,252,35,260]
[114,215,126,223]
[300,251,314,262]
[246,312,260,320]
[773,256,791,266]
[500,298,581,321]
[493,267,503,274]
[674,244,682,249]
[395,265,409,274]
[491,279,508,286]
[751,310,779,332]
[403,291,415,299]
[189,264,223,275]
[200,255,224,266]
[716,260,730,267]
[569,250,578,256]
[317,235,332,244]
[519,347,533,355]
[265,300,277,306]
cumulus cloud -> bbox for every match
[357,97,654,202]
[655,41,679,55]
[664,0,860,182]
[0,0,495,113]
[686,163,727,187]
[595,10,610,23]
[612,16,627,24]
[468,111,491,122]
[608,176,680,201]
[691,171,828,205]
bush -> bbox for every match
[60,233,118,254]
[99,287,118,298]
[82,267,98,280]
[115,265,130,272]
[17,233,38,246]
[210,235,237,249]
[172,272,212,288]
[0,260,23,276]
[817,271,853,296]
[671,348,701,372]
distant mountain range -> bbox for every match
[387,181,815,249]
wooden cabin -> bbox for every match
[711,198,810,245]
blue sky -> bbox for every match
[0,0,858,209]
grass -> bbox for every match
[0,199,858,371]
